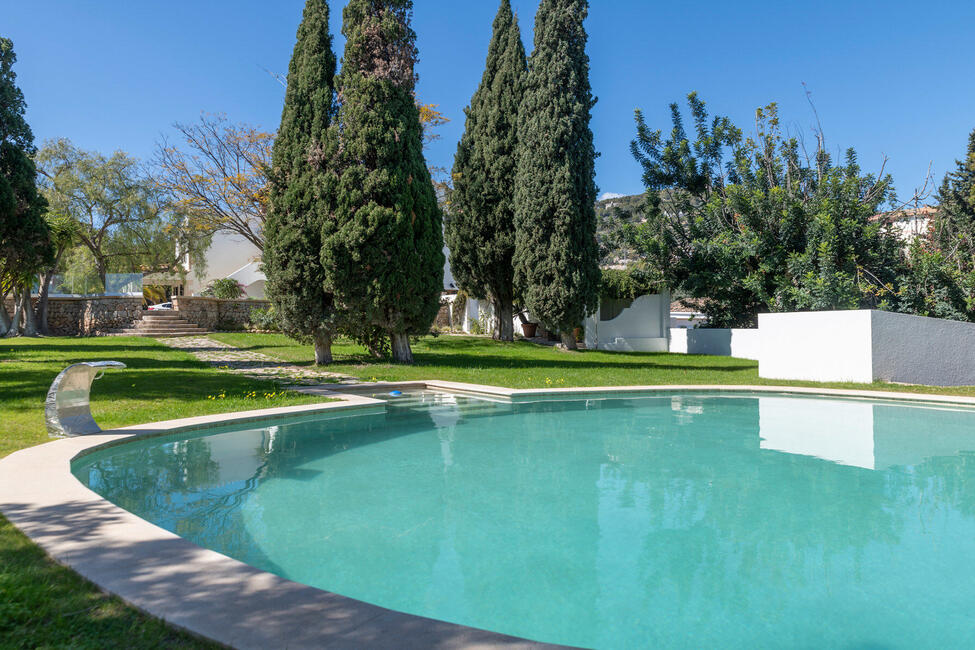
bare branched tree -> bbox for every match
[152,113,273,251]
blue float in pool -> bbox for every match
[389,391,403,397]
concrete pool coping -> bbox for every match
[4,382,975,649]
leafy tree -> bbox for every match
[322,0,444,364]
[892,129,975,322]
[35,139,200,287]
[0,38,51,337]
[631,94,905,327]
[36,213,78,333]
[931,130,975,271]
[513,0,600,349]
[263,0,339,365]
[447,0,526,342]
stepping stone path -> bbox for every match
[157,336,359,386]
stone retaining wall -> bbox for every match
[3,297,144,336]
[172,296,270,330]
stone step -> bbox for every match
[128,321,207,329]
[142,312,182,320]
[117,329,210,337]
[128,323,205,331]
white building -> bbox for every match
[185,232,456,299]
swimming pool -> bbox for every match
[72,391,975,648]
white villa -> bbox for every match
[184,231,457,299]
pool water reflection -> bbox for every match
[73,393,975,649]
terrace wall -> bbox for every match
[172,296,270,330]
[3,296,143,336]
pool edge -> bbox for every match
[5,382,975,649]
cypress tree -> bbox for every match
[513,0,600,350]
[322,0,444,364]
[263,0,338,365]
[0,38,51,337]
[446,0,526,342]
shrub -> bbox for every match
[201,278,245,300]
[248,306,280,332]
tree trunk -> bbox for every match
[37,271,54,335]
[313,331,333,365]
[20,288,38,337]
[560,330,578,351]
[494,297,514,342]
[6,288,23,337]
[95,256,108,293]
[390,332,414,364]
[0,291,10,337]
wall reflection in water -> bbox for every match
[74,393,975,650]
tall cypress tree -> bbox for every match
[513,0,600,350]
[446,0,526,342]
[0,37,51,337]
[263,0,338,364]
[322,0,444,364]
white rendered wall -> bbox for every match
[584,293,670,352]
[669,328,761,360]
[185,231,262,296]
[758,310,874,383]
[758,309,975,386]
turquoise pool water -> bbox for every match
[73,392,975,648]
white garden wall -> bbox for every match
[669,328,761,360]
[758,310,975,386]
[584,293,670,352]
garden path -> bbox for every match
[157,336,357,385]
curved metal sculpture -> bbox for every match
[45,361,127,438]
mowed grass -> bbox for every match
[211,332,975,398]
[0,336,325,649]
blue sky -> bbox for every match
[6,1,975,200]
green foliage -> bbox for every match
[446,0,526,340]
[892,130,975,322]
[513,0,601,338]
[931,130,975,267]
[201,277,245,300]
[631,94,905,327]
[450,290,468,328]
[248,306,281,331]
[600,267,660,301]
[36,139,200,283]
[322,0,445,362]
[0,38,51,290]
[263,0,339,355]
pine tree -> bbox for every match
[933,129,975,272]
[446,0,526,342]
[322,0,444,363]
[263,0,338,364]
[512,0,600,350]
[0,37,51,337]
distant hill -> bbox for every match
[594,193,645,222]
[594,194,645,266]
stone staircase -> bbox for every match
[116,311,209,337]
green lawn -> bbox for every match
[0,337,325,649]
[4,333,975,649]
[212,332,975,398]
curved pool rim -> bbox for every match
[5,381,975,650]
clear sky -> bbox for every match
[5,0,975,201]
